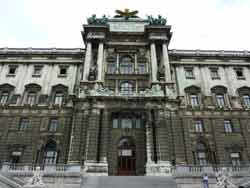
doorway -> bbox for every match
[117,137,136,175]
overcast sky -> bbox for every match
[0,0,250,50]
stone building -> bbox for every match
[0,10,250,177]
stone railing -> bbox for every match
[0,163,81,177]
[172,165,250,177]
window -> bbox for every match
[49,118,58,132]
[224,120,233,133]
[210,68,220,79]
[243,95,250,108]
[33,65,43,76]
[230,153,241,166]
[120,82,133,95]
[0,92,9,105]
[190,94,199,107]
[197,152,207,166]
[184,68,194,79]
[54,92,64,106]
[120,56,133,74]
[8,66,17,75]
[112,118,118,128]
[216,94,225,107]
[107,63,116,74]
[135,118,141,129]
[235,68,245,79]
[43,140,57,165]
[19,118,29,131]
[58,66,68,76]
[26,92,36,105]
[138,63,146,74]
[195,120,204,133]
[121,118,132,129]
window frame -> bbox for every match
[0,92,9,105]
[32,65,43,77]
[234,68,245,80]
[19,118,29,131]
[210,67,220,80]
[195,120,204,133]
[184,67,195,79]
[224,120,233,133]
[120,81,133,96]
[48,118,59,132]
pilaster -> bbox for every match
[150,42,158,83]
[97,42,104,82]
[82,42,92,81]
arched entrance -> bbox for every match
[117,137,136,175]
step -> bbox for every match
[81,176,177,188]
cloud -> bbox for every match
[0,0,249,50]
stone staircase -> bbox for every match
[81,176,177,188]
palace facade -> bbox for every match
[0,11,250,176]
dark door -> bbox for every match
[117,138,136,175]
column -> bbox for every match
[134,53,138,74]
[116,54,119,74]
[97,42,104,82]
[146,112,154,164]
[162,43,171,82]
[82,42,92,81]
[150,42,158,82]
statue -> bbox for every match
[88,65,97,81]
[87,14,108,25]
[24,167,45,187]
[216,168,237,188]
[147,15,167,25]
[114,9,139,20]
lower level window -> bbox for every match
[197,152,207,166]
[44,151,57,164]
[120,82,133,95]
[230,153,240,166]
[0,92,9,105]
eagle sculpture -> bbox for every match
[114,9,139,20]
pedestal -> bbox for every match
[83,162,108,176]
[146,161,172,176]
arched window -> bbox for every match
[120,82,133,95]
[195,142,208,166]
[51,84,68,106]
[24,84,41,106]
[211,86,228,107]
[184,85,201,107]
[237,86,250,108]
[43,140,58,165]
[120,55,133,74]
[0,84,15,105]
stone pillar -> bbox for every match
[150,42,158,82]
[97,42,104,82]
[116,53,119,74]
[146,112,154,164]
[134,53,138,74]
[99,110,110,163]
[82,42,92,81]
[85,108,100,162]
[162,43,171,82]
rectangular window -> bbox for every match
[230,153,240,166]
[49,118,58,132]
[121,118,132,129]
[138,63,146,74]
[190,94,199,107]
[19,118,29,131]
[107,63,116,74]
[195,120,204,133]
[58,66,68,77]
[33,65,43,76]
[197,152,207,166]
[243,95,250,108]
[0,92,9,105]
[210,68,220,79]
[44,151,57,164]
[216,94,225,107]
[184,68,195,79]
[7,65,18,76]
[224,120,233,133]
[26,92,36,105]
[54,92,64,106]
[112,118,118,128]
[135,118,141,129]
[235,68,245,80]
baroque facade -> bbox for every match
[0,10,250,177]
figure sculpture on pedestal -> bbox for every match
[23,167,45,188]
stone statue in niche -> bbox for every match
[157,65,165,81]
[88,65,97,81]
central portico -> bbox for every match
[67,10,177,176]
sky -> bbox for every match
[0,0,250,50]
